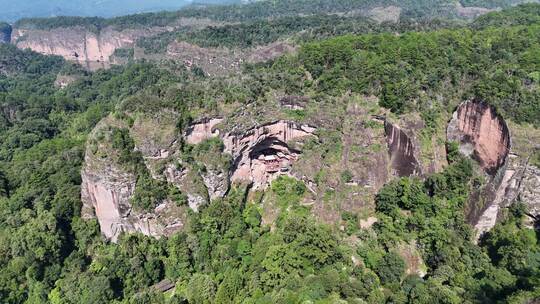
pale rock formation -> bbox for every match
[12,26,165,69]
[54,74,79,88]
[185,118,223,145]
[455,2,497,18]
[518,164,540,223]
[367,6,402,23]
[81,156,186,242]
[475,154,540,239]
[223,120,316,189]
[187,193,206,212]
[360,216,378,229]
[167,41,296,76]
[81,117,187,242]
[201,170,229,201]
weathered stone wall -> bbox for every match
[447,99,511,175]
[384,121,421,177]
[12,25,166,69]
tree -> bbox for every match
[375,252,406,285]
[186,274,216,304]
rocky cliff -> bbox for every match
[82,113,318,241]
[384,121,421,177]
[447,99,540,238]
[12,25,166,69]
[167,40,296,76]
[223,120,316,189]
[447,99,510,175]
[81,116,188,242]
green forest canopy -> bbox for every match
[0,3,539,304]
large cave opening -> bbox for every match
[232,136,300,188]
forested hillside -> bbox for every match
[12,0,533,31]
[0,3,539,304]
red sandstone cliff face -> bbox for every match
[447,99,510,175]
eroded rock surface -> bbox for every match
[223,120,316,189]
[367,6,402,23]
[12,26,165,69]
[447,99,510,175]
[474,154,540,239]
[185,118,223,145]
[519,164,540,223]
[455,2,497,18]
[385,121,421,177]
[81,117,187,242]
[82,117,317,240]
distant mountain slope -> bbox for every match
[0,0,239,23]
[11,0,538,31]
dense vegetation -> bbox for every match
[0,3,539,304]
[13,0,529,31]
[287,23,540,125]
[136,14,459,53]
[472,3,540,28]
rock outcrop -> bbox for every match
[82,116,319,240]
[185,118,223,145]
[447,99,510,175]
[455,2,497,18]
[223,120,316,189]
[474,154,540,238]
[384,121,421,177]
[12,26,166,69]
[0,23,11,43]
[81,117,187,242]
[445,100,540,238]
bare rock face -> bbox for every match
[201,170,229,201]
[447,99,510,175]
[81,116,188,242]
[474,154,540,239]
[223,120,316,189]
[446,100,528,239]
[384,121,421,177]
[81,163,186,242]
[54,74,79,88]
[0,23,11,43]
[12,26,165,69]
[185,118,223,145]
[455,2,497,18]
[519,164,540,225]
[367,6,402,23]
